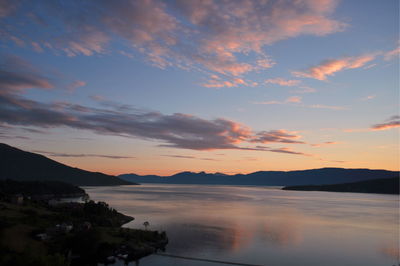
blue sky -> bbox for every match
[0,0,398,175]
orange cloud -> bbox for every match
[202,76,252,88]
[286,96,302,103]
[311,141,338,147]
[253,96,302,105]
[371,116,400,131]
[292,54,376,80]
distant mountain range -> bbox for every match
[0,143,132,186]
[1,143,398,188]
[283,177,399,194]
[120,168,399,186]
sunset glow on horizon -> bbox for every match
[0,0,398,175]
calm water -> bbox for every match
[85,184,399,266]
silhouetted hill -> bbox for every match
[120,168,399,186]
[0,143,133,186]
[282,177,399,194]
[0,179,86,198]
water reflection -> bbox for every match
[381,242,400,260]
[86,184,399,266]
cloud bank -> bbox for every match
[0,92,312,154]
[33,150,134,159]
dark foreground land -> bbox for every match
[0,180,168,266]
[282,177,399,194]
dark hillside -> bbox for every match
[0,143,132,186]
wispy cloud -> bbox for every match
[33,150,134,159]
[1,0,345,76]
[161,155,219,161]
[311,141,338,147]
[363,63,377,70]
[360,95,376,101]
[371,116,400,131]
[292,54,376,80]
[251,130,305,144]
[383,46,400,61]
[242,146,311,156]
[0,54,53,93]
[286,96,302,103]
[290,86,316,94]
[202,76,254,88]
[265,78,301,86]
[253,96,347,110]
[67,80,86,92]
[307,104,347,110]
[254,96,302,105]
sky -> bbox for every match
[0,0,399,175]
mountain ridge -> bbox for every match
[119,167,399,186]
[0,143,133,186]
[282,177,399,194]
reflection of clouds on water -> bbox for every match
[260,214,303,246]
[86,184,399,266]
[160,222,236,254]
[380,242,400,261]
[142,213,303,256]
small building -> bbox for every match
[48,199,60,206]
[10,194,23,205]
[36,233,49,241]
[60,222,73,233]
[82,221,92,231]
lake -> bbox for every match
[85,184,399,266]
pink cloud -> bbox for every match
[286,96,302,103]
[0,55,53,93]
[360,95,376,101]
[1,89,312,155]
[31,42,43,52]
[2,0,345,76]
[383,46,400,61]
[202,76,250,88]
[292,54,376,80]
[311,141,338,147]
[253,100,282,105]
[67,80,86,92]
[308,104,346,110]
[254,96,302,105]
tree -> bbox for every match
[143,221,149,230]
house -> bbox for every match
[36,233,49,241]
[82,221,91,231]
[48,199,60,206]
[60,222,73,233]
[10,194,23,205]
